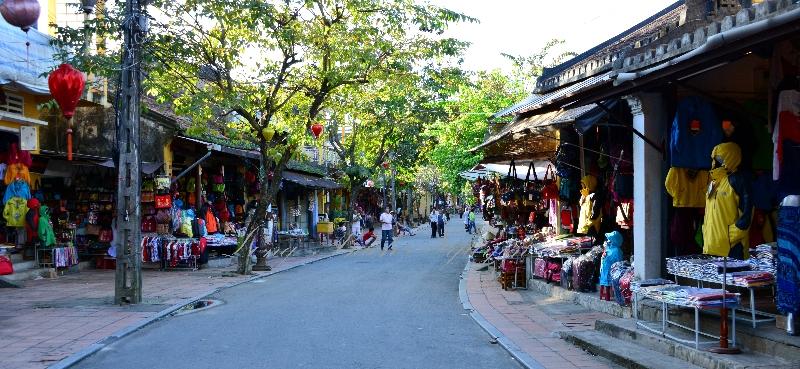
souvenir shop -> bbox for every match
[635,37,800,338]
[161,136,262,267]
[0,132,83,272]
[471,101,637,296]
[475,33,800,351]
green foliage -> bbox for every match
[427,70,525,195]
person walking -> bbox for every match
[379,207,394,250]
[468,208,477,234]
[351,209,362,239]
[429,208,438,238]
[437,208,445,237]
[463,206,470,232]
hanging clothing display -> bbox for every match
[777,198,800,315]
[52,246,78,268]
[577,175,601,234]
[670,96,724,169]
[773,90,800,181]
[664,168,709,208]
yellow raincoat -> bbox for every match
[702,143,753,258]
[577,175,601,234]
[665,168,709,208]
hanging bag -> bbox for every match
[0,254,13,275]
[155,194,172,209]
[524,161,542,204]
[541,165,559,200]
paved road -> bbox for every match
[75,219,522,369]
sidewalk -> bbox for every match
[0,250,350,369]
[463,262,620,369]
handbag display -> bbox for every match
[533,258,547,279]
[155,194,172,209]
[99,229,113,243]
[541,165,559,200]
[86,224,101,236]
[0,255,13,275]
[155,175,171,192]
[141,191,155,203]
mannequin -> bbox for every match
[577,175,602,235]
[703,142,753,353]
[703,142,753,260]
[599,230,623,301]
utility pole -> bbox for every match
[115,0,146,304]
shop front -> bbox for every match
[472,0,800,360]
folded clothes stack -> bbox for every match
[724,271,775,287]
[748,243,777,275]
[634,283,739,308]
[666,254,777,287]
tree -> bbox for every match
[53,0,475,274]
[502,38,578,89]
[427,70,525,196]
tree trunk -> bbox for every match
[238,141,289,274]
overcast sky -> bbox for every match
[430,0,680,72]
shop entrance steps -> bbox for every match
[561,329,705,369]
[561,318,799,369]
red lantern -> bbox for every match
[310,123,323,139]
[382,161,390,169]
[0,0,40,32]
[48,64,85,161]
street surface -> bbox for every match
[75,220,522,369]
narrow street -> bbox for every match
[74,220,522,369]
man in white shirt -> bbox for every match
[379,207,394,250]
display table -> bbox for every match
[666,255,775,328]
[633,282,739,349]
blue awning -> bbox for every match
[574,100,619,134]
[0,18,60,95]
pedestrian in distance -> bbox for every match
[379,207,394,250]
[357,227,376,247]
[437,208,445,237]
[463,207,470,232]
[468,208,477,234]
[429,208,438,238]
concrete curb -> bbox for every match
[459,261,546,369]
[50,249,353,369]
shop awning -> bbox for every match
[282,170,342,189]
[97,159,163,174]
[176,136,260,160]
[492,72,613,119]
[0,19,59,95]
[472,103,607,155]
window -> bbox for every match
[0,92,24,115]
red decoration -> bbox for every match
[0,0,40,32]
[382,161,390,169]
[311,123,323,139]
[47,64,85,161]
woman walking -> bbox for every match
[429,208,438,238]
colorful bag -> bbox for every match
[541,165,559,200]
[545,260,562,282]
[205,208,219,234]
[533,258,547,279]
[141,191,155,203]
[0,255,13,275]
[99,229,113,243]
[155,175,171,191]
[86,224,101,236]
[155,194,172,209]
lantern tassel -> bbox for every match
[67,117,73,161]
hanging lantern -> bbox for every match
[261,127,275,141]
[382,161,390,170]
[47,64,86,161]
[310,122,323,139]
[0,0,40,32]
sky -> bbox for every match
[430,0,680,72]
